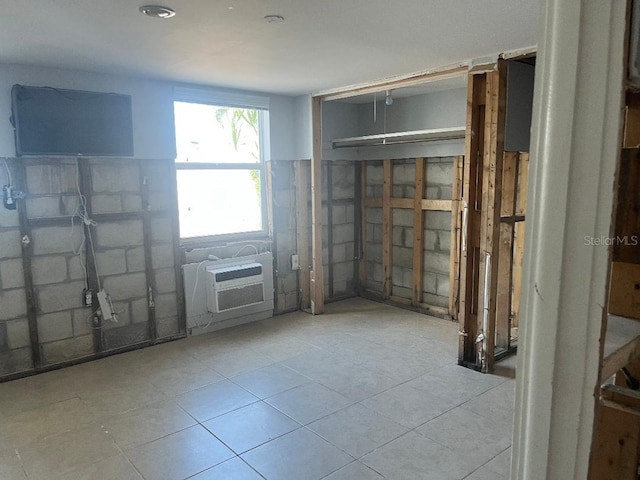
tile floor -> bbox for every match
[0,298,516,480]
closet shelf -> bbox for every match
[331,126,466,149]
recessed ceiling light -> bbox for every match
[264,14,285,24]
[139,5,176,18]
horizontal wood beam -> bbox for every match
[364,197,453,211]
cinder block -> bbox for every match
[91,195,123,214]
[366,185,382,198]
[96,249,127,276]
[422,292,449,308]
[366,224,375,243]
[333,184,354,201]
[333,205,347,225]
[346,205,355,224]
[151,218,173,244]
[403,269,413,289]
[0,289,27,320]
[365,279,382,292]
[423,251,450,275]
[334,262,354,284]
[438,230,451,252]
[151,244,173,268]
[122,194,143,212]
[26,164,76,195]
[393,163,416,184]
[425,211,452,232]
[154,268,176,294]
[41,335,93,364]
[440,186,453,200]
[425,186,440,199]
[106,301,131,327]
[0,258,24,289]
[32,226,83,255]
[127,246,147,272]
[96,220,144,248]
[437,275,450,297]
[72,308,93,337]
[367,244,382,263]
[37,311,73,343]
[392,246,413,268]
[367,165,383,185]
[422,272,438,295]
[424,230,438,251]
[148,192,170,212]
[393,209,413,227]
[155,292,178,319]
[102,272,147,300]
[6,318,30,349]
[333,224,354,244]
[279,272,297,295]
[67,255,86,281]
[392,226,410,247]
[0,229,23,259]
[131,297,149,324]
[0,198,20,227]
[333,243,347,263]
[145,163,172,192]
[284,292,298,310]
[37,281,84,313]
[26,197,65,218]
[392,285,412,300]
[345,242,355,262]
[426,161,454,186]
[32,256,67,285]
[0,347,32,375]
[373,224,382,243]
[92,164,140,193]
[392,266,403,287]
[157,315,179,338]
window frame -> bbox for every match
[172,91,270,246]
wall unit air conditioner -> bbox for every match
[206,262,265,313]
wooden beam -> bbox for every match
[449,155,463,318]
[412,158,425,306]
[317,64,468,102]
[327,162,334,299]
[310,97,324,314]
[364,197,452,211]
[358,162,367,288]
[623,91,640,148]
[421,199,453,211]
[476,59,507,372]
[382,159,393,299]
[296,161,311,310]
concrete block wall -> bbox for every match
[363,157,454,310]
[0,158,181,377]
[0,161,32,375]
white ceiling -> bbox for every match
[0,0,539,96]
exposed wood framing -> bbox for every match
[140,160,158,343]
[295,160,311,310]
[14,160,41,368]
[458,72,486,367]
[357,162,367,289]
[412,158,425,306]
[310,96,324,314]
[449,156,463,318]
[623,91,640,148]
[382,159,393,299]
[364,197,452,211]
[327,162,334,299]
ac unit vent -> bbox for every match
[215,265,262,283]
[217,283,264,312]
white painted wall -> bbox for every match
[295,94,313,160]
[0,63,300,161]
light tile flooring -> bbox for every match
[0,298,515,480]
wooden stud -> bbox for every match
[612,148,640,263]
[364,197,452,211]
[412,158,425,306]
[357,162,367,289]
[140,160,158,342]
[475,60,507,372]
[310,96,324,314]
[449,155,463,318]
[623,91,640,148]
[295,160,310,310]
[14,160,42,368]
[382,159,393,299]
[327,162,334,299]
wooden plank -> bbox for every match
[623,91,640,148]
[358,162,367,288]
[613,148,640,264]
[421,199,453,211]
[295,160,310,310]
[516,152,529,217]
[458,72,485,366]
[310,95,324,314]
[327,162,334,299]
[449,156,463,318]
[495,152,518,351]
[382,159,393,299]
[512,221,526,330]
[476,60,507,372]
[412,158,425,306]
[609,262,640,319]
[588,399,640,480]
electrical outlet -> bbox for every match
[291,254,300,270]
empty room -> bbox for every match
[0,1,634,479]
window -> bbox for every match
[174,100,268,240]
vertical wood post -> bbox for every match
[412,158,425,306]
[295,160,311,310]
[310,97,324,314]
[382,159,393,299]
